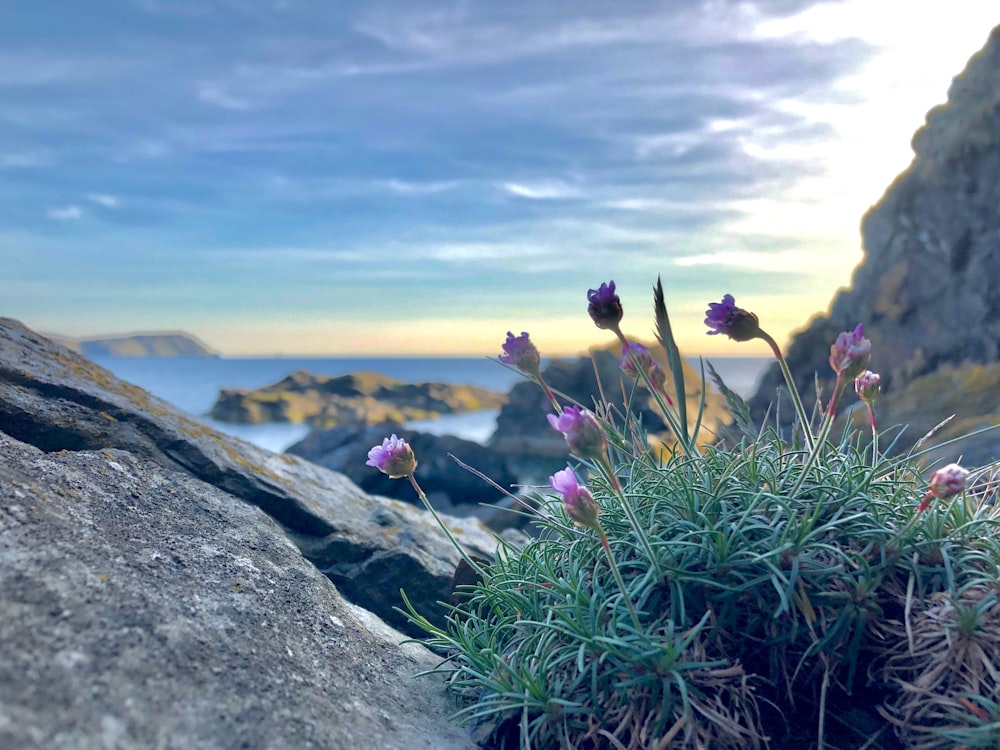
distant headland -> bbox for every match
[48,331,218,358]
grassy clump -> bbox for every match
[395,279,1000,750]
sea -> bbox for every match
[91,355,772,453]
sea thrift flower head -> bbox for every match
[365,434,417,479]
[855,370,881,405]
[703,294,761,342]
[587,280,623,331]
[620,341,666,390]
[918,463,970,512]
[498,331,541,377]
[550,467,600,530]
[829,323,871,379]
[547,405,607,460]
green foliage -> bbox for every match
[398,281,1000,750]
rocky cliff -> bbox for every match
[750,25,1000,465]
[0,317,511,749]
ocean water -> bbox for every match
[92,355,771,452]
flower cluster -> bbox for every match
[549,467,600,530]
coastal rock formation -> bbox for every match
[489,345,732,483]
[0,317,502,637]
[209,369,507,428]
[288,423,519,522]
[749,26,1000,464]
[48,330,217,357]
[0,431,474,750]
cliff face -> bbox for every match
[751,26,1000,424]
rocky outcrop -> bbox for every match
[749,26,1000,464]
[0,431,475,750]
[49,330,218,357]
[489,345,732,484]
[288,423,520,523]
[0,317,504,637]
[209,369,507,428]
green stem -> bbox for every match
[598,529,643,631]
[595,452,661,575]
[786,409,836,498]
[408,474,488,578]
[758,330,814,452]
[867,404,879,466]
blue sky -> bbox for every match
[3,1,997,355]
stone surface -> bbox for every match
[0,430,474,750]
[287,422,519,514]
[209,369,507,428]
[489,344,732,484]
[749,26,1000,467]
[0,316,503,636]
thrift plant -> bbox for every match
[371,278,1000,750]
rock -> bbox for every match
[47,330,218,358]
[287,422,520,517]
[0,316,503,636]
[749,26,1000,464]
[0,430,474,750]
[489,344,732,484]
[208,369,507,428]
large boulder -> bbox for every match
[0,430,474,750]
[0,317,502,636]
[749,26,1000,464]
[209,369,507,428]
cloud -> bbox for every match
[501,181,581,200]
[380,178,461,195]
[47,205,83,221]
[87,193,120,208]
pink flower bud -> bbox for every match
[587,281,623,331]
[918,463,969,511]
[854,370,881,404]
[829,324,871,379]
[550,467,601,530]
[366,434,417,479]
[547,406,606,461]
[704,294,761,342]
[498,331,541,378]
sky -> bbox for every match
[3,1,998,357]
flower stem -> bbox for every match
[408,474,488,578]
[758,330,814,452]
[595,453,660,575]
[598,528,643,631]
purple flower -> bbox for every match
[829,324,871,379]
[366,434,417,479]
[587,281,623,331]
[704,294,761,342]
[854,370,881,404]
[547,405,606,460]
[918,463,969,511]
[498,331,541,377]
[550,467,600,530]
[620,341,666,391]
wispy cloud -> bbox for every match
[0,151,55,168]
[87,193,120,208]
[47,205,83,221]
[501,181,581,200]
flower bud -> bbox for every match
[547,406,607,461]
[620,341,667,391]
[587,281,623,331]
[704,294,761,342]
[918,463,969,511]
[550,467,601,531]
[829,324,871,379]
[498,331,542,378]
[854,370,881,405]
[365,434,417,479]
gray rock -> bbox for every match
[0,430,473,750]
[0,317,502,635]
[749,26,1000,456]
